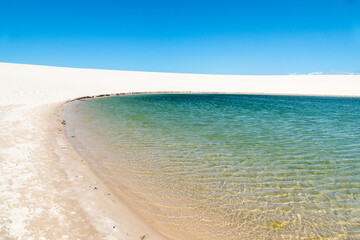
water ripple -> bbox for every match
[64,94,360,239]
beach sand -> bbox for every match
[1,62,359,239]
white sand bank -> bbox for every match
[1,62,360,105]
[0,62,359,239]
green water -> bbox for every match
[64,94,360,239]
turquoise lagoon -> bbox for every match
[63,94,360,239]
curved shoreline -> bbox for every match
[68,91,360,104]
[62,92,360,240]
[61,100,170,239]
[0,102,168,239]
[1,62,360,239]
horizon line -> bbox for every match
[2,61,359,76]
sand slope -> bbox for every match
[0,62,359,239]
[1,62,360,105]
[0,103,167,239]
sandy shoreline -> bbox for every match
[1,62,360,239]
[0,102,167,239]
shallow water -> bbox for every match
[63,94,360,239]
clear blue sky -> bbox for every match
[0,0,359,74]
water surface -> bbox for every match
[64,94,360,239]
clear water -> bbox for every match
[63,94,360,239]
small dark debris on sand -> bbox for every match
[61,120,66,125]
[74,96,94,101]
[140,234,148,240]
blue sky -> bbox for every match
[0,0,359,74]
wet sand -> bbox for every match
[0,103,166,239]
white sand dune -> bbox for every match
[0,62,359,239]
[1,62,360,105]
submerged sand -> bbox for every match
[0,62,359,239]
